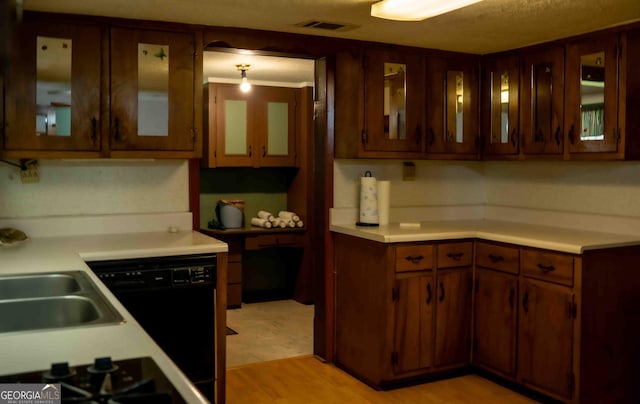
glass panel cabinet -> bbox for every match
[426,55,479,157]
[520,45,564,156]
[481,55,519,156]
[363,49,425,154]
[110,28,196,152]
[205,83,298,167]
[564,33,619,155]
[3,20,102,154]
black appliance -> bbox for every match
[86,253,216,401]
[0,356,185,403]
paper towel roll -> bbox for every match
[359,173,378,225]
[377,180,390,225]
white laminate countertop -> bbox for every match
[330,219,640,254]
[0,230,228,404]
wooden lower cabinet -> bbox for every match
[518,277,574,400]
[336,233,640,402]
[473,268,518,377]
[393,274,434,374]
[434,268,472,367]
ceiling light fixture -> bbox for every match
[236,64,251,93]
[371,0,483,21]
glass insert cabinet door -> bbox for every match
[565,34,619,154]
[426,55,479,155]
[363,49,425,153]
[110,28,195,151]
[481,55,519,155]
[255,86,297,167]
[520,45,564,155]
[4,21,101,152]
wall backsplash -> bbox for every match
[334,159,486,209]
[484,160,640,218]
[0,160,189,218]
[335,159,640,219]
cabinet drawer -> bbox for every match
[395,244,434,272]
[437,242,473,268]
[244,233,304,250]
[475,242,519,274]
[521,249,574,286]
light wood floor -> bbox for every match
[226,355,539,403]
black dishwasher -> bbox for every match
[86,253,216,402]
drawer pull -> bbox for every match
[446,252,464,261]
[439,281,445,302]
[537,263,556,273]
[508,288,515,309]
[405,255,424,264]
[522,291,529,313]
[488,253,504,263]
[426,282,432,305]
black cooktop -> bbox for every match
[0,357,186,403]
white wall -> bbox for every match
[336,159,640,219]
[484,161,640,218]
[0,160,189,218]
[334,159,486,209]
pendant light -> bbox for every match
[237,64,251,93]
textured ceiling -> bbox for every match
[23,0,640,54]
[23,0,640,83]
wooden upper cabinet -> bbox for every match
[481,55,520,157]
[110,27,197,154]
[204,83,298,167]
[519,45,564,156]
[363,48,425,156]
[426,55,479,158]
[564,32,620,156]
[3,20,102,155]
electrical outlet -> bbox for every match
[402,161,415,181]
[20,166,39,184]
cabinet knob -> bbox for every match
[426,282,432,305]
[446,252,464,261]
[488,253,504,263]
[537,263,556,273]
[568,124,575,145]
[439,281,445,302]
[404,255,424,264]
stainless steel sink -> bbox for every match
[0,273,81,299]
[0,271,124,333]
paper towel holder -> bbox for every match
[356,171,380,227]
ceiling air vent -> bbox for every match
[295,20,358,32]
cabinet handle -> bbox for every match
[91,117,98,143]
[510,129,517,147]
[554,126,561,146]
[446,252,464,261]
[537,263,556,273]
[488,253,504,263]
[404,255,424,264]
[262,146,266,158]
[508,287,515,309]
[248,145,252,157]
[113,117,120,141]
[534,128,543,143]
[361,130,367,145]
[568,124,575,145]
[522,290,529,313]
[426,282,432,305]
[416,125,422,145]
[429,127,435,147]
[439,281,445,302]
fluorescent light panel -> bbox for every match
[371,0,483,21]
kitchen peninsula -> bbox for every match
[331,216,640,403]
[0,213,228,404]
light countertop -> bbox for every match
[0,229,227,404]
[330,219,640,254]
